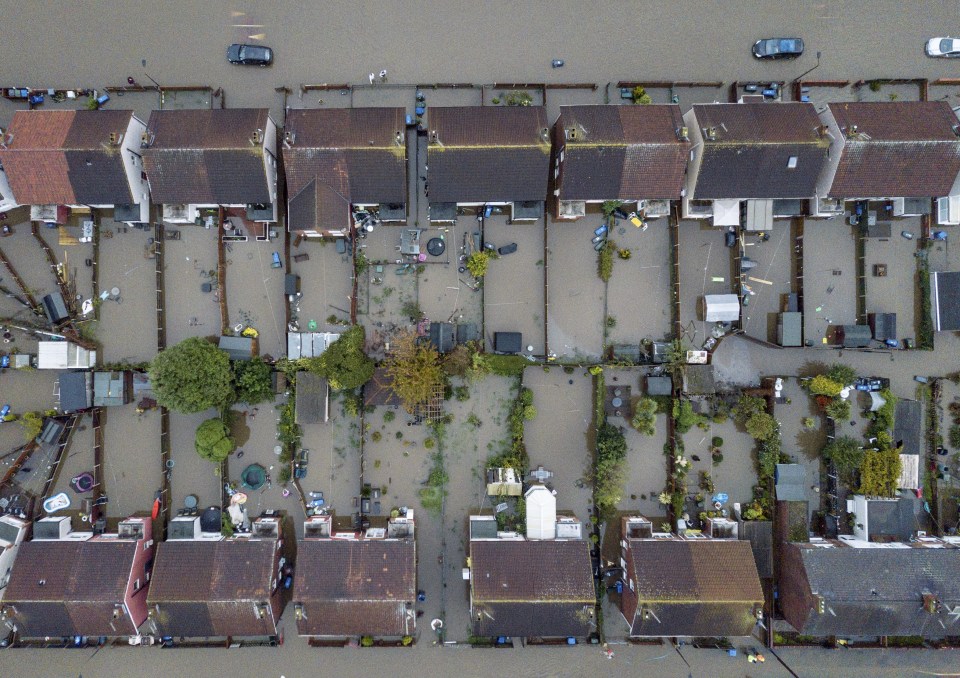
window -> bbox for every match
[133,579,141,592]
[787,156,798,169]
[629,579,635,592]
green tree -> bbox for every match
[858,446,902,497]
[631,397,658,436]
[673,398,700,434]
[809,374,843,398]
[309,326,375,390]
[195,417,235,462]
[827,364,857,387]
[732,395,766,424]
[232,357,274,405]
[385,329,444,413]
[825,398,851,422]
[822,435,863,484]
[745,412,778,441]
[149,337,235,413]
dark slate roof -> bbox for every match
[4,540,138,636]
[556,105,689,200]
[691,103,829,199]
[867,495,926,542]
[932,271,960,331]
[294,539,416,636]
[626,539,763,637]
[284,108,407,232]
[0,110,135,205]
[59,372,91,413]
[147,540,277,637]
[827,102,960,198]
[143,109,272,204]
[775,464,807,501]
[894,400,922,457]
[470,540,594,637]
[295,371,327,425]
[428,107,550,203]
[792,544,960,637]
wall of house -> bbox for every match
[681,109,705,208]
[813,108,846,201]
[777,543,813,634]
[0,166,18,213]
[262,116,279,221]
[121,518,154,632]
[267,533,285,632]
[549,121,566,218]
[121,115,150,219]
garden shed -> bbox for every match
[836,324,871,348]
[703,294,740,322]
[219,335,254,361]
[58,372,92,413]
[525,485,556,540]
[931,271,960,331]
[646,375,673,396]
[295,372,329,425]
[38,341,96,369]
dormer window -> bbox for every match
[787,156,798,169]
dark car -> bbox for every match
[227,43,273,66]
[752,37,804,59]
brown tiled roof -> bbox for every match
[284,108,407,232]
[626,538,762,637]
[691,103,829,199]
[557,105,689,200]
[427,107,550,202]
[827,102,960,198]
[3,540,139,636]
[294,539,416,636]
[470,540,594,637]
[143,109,272,204]
[147,540,278,637]
[0,110,135,205]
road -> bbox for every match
[1,1,959,106]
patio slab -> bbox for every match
[162,226,222,346]
[96,227,158,363]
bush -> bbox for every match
[823,436,863,484]
[825,398,851,422]
[424,438,435,449]
[732,395,766,425]
[598,240,615,282]
[19,411,44,442]
[466,250,496,278]
[673,398,700,434]
[951,425,960,449]
[383,411,395,423]
[809,375,843,397]
[232,357,274,405]
[827,364,857,387]
[195,418,235,462]
[711,436,723,448]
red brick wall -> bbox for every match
[620,541,639,633]
[778,543,812,633]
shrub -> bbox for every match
[485,354,528,376]
[424,438,435,450]
[673,398,700,434]
[746,412,778,441]
[400,301,424,321]
[383,411,395,423]
[308,326,375,390]
[522,404,537,420]
[371,431,382,442]
[454,385,471,401]
[360,636,374,647]
[385,330,443,413]
[732,395,766,424]
[711,436,724,448]
[617,248,631,260]
[858,445,902,497]
[809,375,843,398]
[712,451,723,465]
[631,397,658,436]
[823,436,863,484]
[19,411,43,442]
[632,86,652,104]
[605,315,617,328]
[503,90,533,106]
[601,200,622,217]
[950,425,960,449]
[598,240,615,282]
[232,357,274,405]
[466,250,496,278]
[827,364,857,387]
[825,399,851,422]
[870,388,897,434]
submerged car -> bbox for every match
[926,37,960,57]
[752,37,804,59]
[227,43,273,66]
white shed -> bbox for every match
[524,485,556,540]
[37,341,96,369]
[704,294,740,322]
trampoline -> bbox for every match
[241,463,267,490]
[426,237,445,257]
[70,472,95,494]
[200,506,222,532]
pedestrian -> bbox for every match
[379,69,387,82]
[368,73,375,84]
[756,653,765,663]
[747,652,757,663]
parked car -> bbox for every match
[752,37,804,59]
[926,37,960,57]
[227,43,273,66]
[855,377,890,392]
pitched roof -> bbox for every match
[932,271,960,331]
[143,109,272,204]
[691,103,828,199]
[3,540,139,636]
[470,540,594,637]
[294,539,416,636]
[827,102,960,198]
[556,105,689,200]
[428,107,550,203]
[147,539,278,637]
[0,109,135,205]
[283,108,407,232]
[789,544,960,637]
[626,539,763,637]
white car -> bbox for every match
[926,37,960,57]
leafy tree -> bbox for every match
[631,397,658,436]
[19,411,44,442]
[822,436,863,483]
[825,398,851,422]
[309,326,374,390]
[385,330,443,413]
[809,375,843,398]
[466,250,496,278]
[195,418,235,462]
[673,398,701,434]
[597,422,627,464]
[232,357,274,405]
[858,446,902,497]
[149,337,235,413]
[745,412,778,441]
[827,364,857,387]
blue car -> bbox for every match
[0,355,9,368]
[0,405,10,420]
